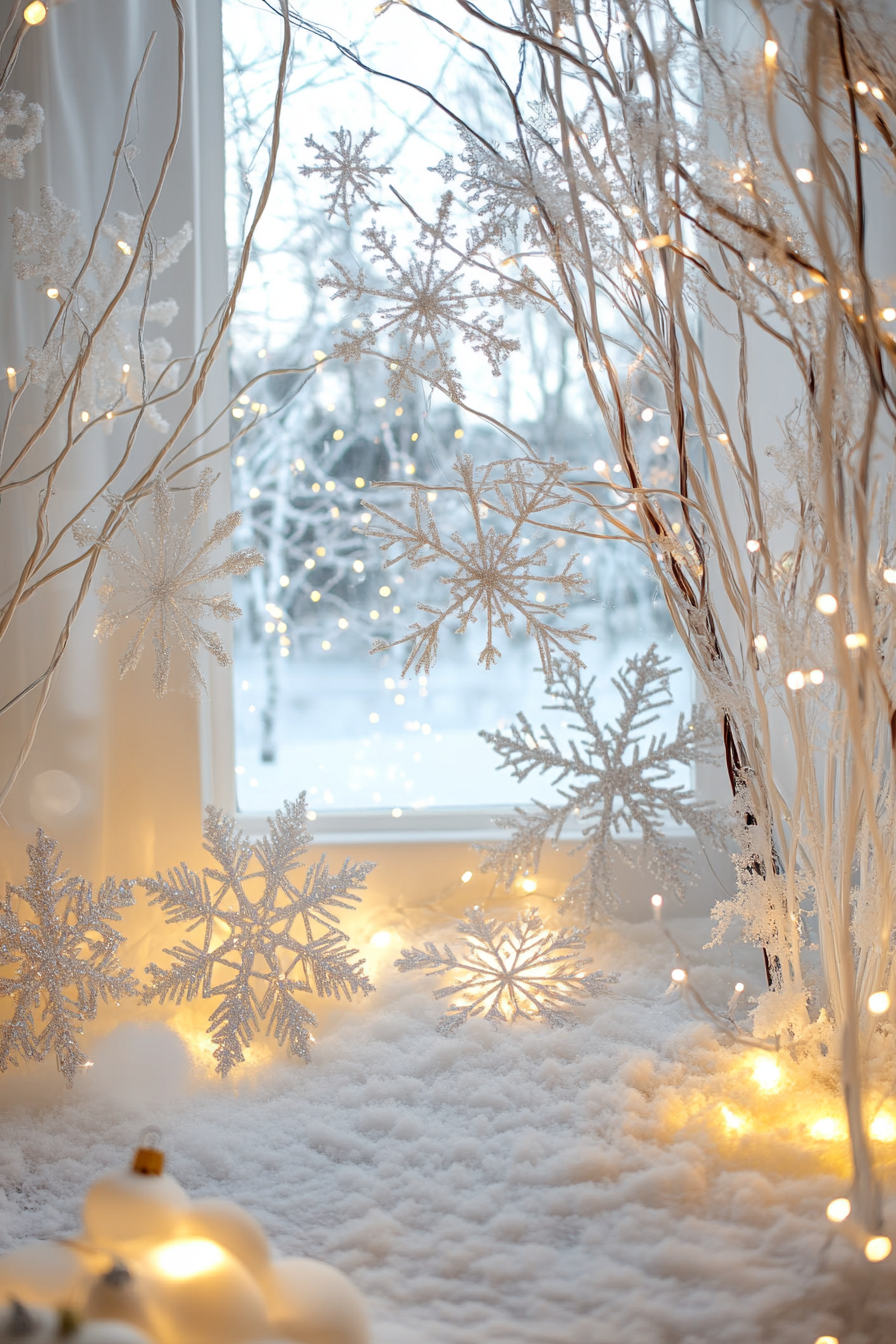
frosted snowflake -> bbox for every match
[11,190,191,428]
[395,905,616,1032]
[141,798,374,1076]
[322,192,520,402]
[479,647,728,923]
[91,468,263,697]
[302,127,392,223]
[0,89,43,179]
[364,455,593,677]
[0,831,138,1086]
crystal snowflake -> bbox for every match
[0,831,138,1087]
[395,905,616,1032]
[0,89,43,179]
[301,127,392,223]
[364,455,593,677]
[478,647,728,924]
[91,468,263,696]
[322,192,520,402]
[141,798,375,1076]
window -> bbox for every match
[223,4,690,817]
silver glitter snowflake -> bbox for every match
[479,647,728,924]
[141,798,375,1076]
[0,89,43,179]
[301,127,392,223]
[0,831,138,1087]
[394,906,616,1032]
[91,468,263,696]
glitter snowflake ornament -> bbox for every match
[0,831,138,1086]
[302,127,392,223]
[479,647,728,924]
[395,906,616,1032]
[92,468,263,696]
[0,89,43,179]
[141,798,374,1076]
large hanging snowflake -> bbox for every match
[0,831,138,1087]
[479,647,728,924]
[364,455,593,677]
[141,798,374,1076]
[301,127,392,223]
[90,468,263,696]
[395,905,616,1032]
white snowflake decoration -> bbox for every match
[479,647,728,923]
[0,831,138,1087]
[11,189,191,428]
[301,127,392,223]
[395,905,616,1032]
[141,798,375,1076]
[92,468,263,697]
[0,89,43,179]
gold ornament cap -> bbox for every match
[132,1126,165,1176]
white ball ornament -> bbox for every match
[83,1147,189,1251]
[0,1240,89,1309]
[141,1238,268,1344]
[263,1258,369,1344]
[177,1199,270,1278]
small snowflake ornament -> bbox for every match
[0,831,138,1087]
[302,127,392,223]
[395,905,616,1032]
[92,468,263,696]
[141,797,374,1075]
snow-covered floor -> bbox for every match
[2,918,894,1344]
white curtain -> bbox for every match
[0,0,231,897]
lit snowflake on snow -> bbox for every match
[0,831,138,1086]
[394,905,616,1032]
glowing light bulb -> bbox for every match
[640,408,654,421]
[753,634,768,653]
[826,1198,851,1223]
[855,80,869,94]
[313,349,326,361]
[355,477,365,487]
[46,287,58,299]
[815,593,838,614]
[809,669,825,685]
[80,411,90,423]
[460,871,473,884]
[764,39,778,62]
[117,240,132,255]
[868,990,890,1014]
[786,670,806,690]
[150,1238,227,1281]
[670,968,687,983]
[752,1056,782,1090]
[352,560,365,573]
[792,290,806,304]
[845,632,868,649]
[521,878,538,893]
[870,1112,896,1142]
[746,539,760,552]
[871,87,885,101]
[23,2,47,25]
[883,568,896,584]
[864,1236,892,1262]
[650,894,663,909]
[338,618,348,630]
[795,167,814,183]
[839,287,851,301]
[721,1105,746,1132]
[370,931,392,948]
[810,1117,840,1140]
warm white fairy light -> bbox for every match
[80,410,90,423]
[460,871,473,884]
[116,240,132,255]
[870,1112,896,1142]
[809,669,825,685]
[845,632,867,649]
[810,1117,840,1140]
[46,287,58,298]
[855,80,869,94]
[864,1235,892,1262]
[641,407,654,421]
[753,634,768,652]
[355,476,365,487]
[871,86,885,100]
[764,38,778,63]
[795,167,814,183]
[881,308,896,322]
[839,286,851,300]
[310,590,320,602]
[371,931,393,948]
[868,990,890,1014]
[313,349,326,361]
[521,878,537,893]
[786,670,806,690]
[369,609,379,619]
[352,559,365,573]
[826,1197,851,1223]
[792,290,806,304]
[752,1057,782,1091]
[815,592,838,614]
[338,618,349,629]
[650,893,663,908]
[670,967,687,983]
[883,568,896,584]
[23,1,47,22]
[746,539,760,552]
